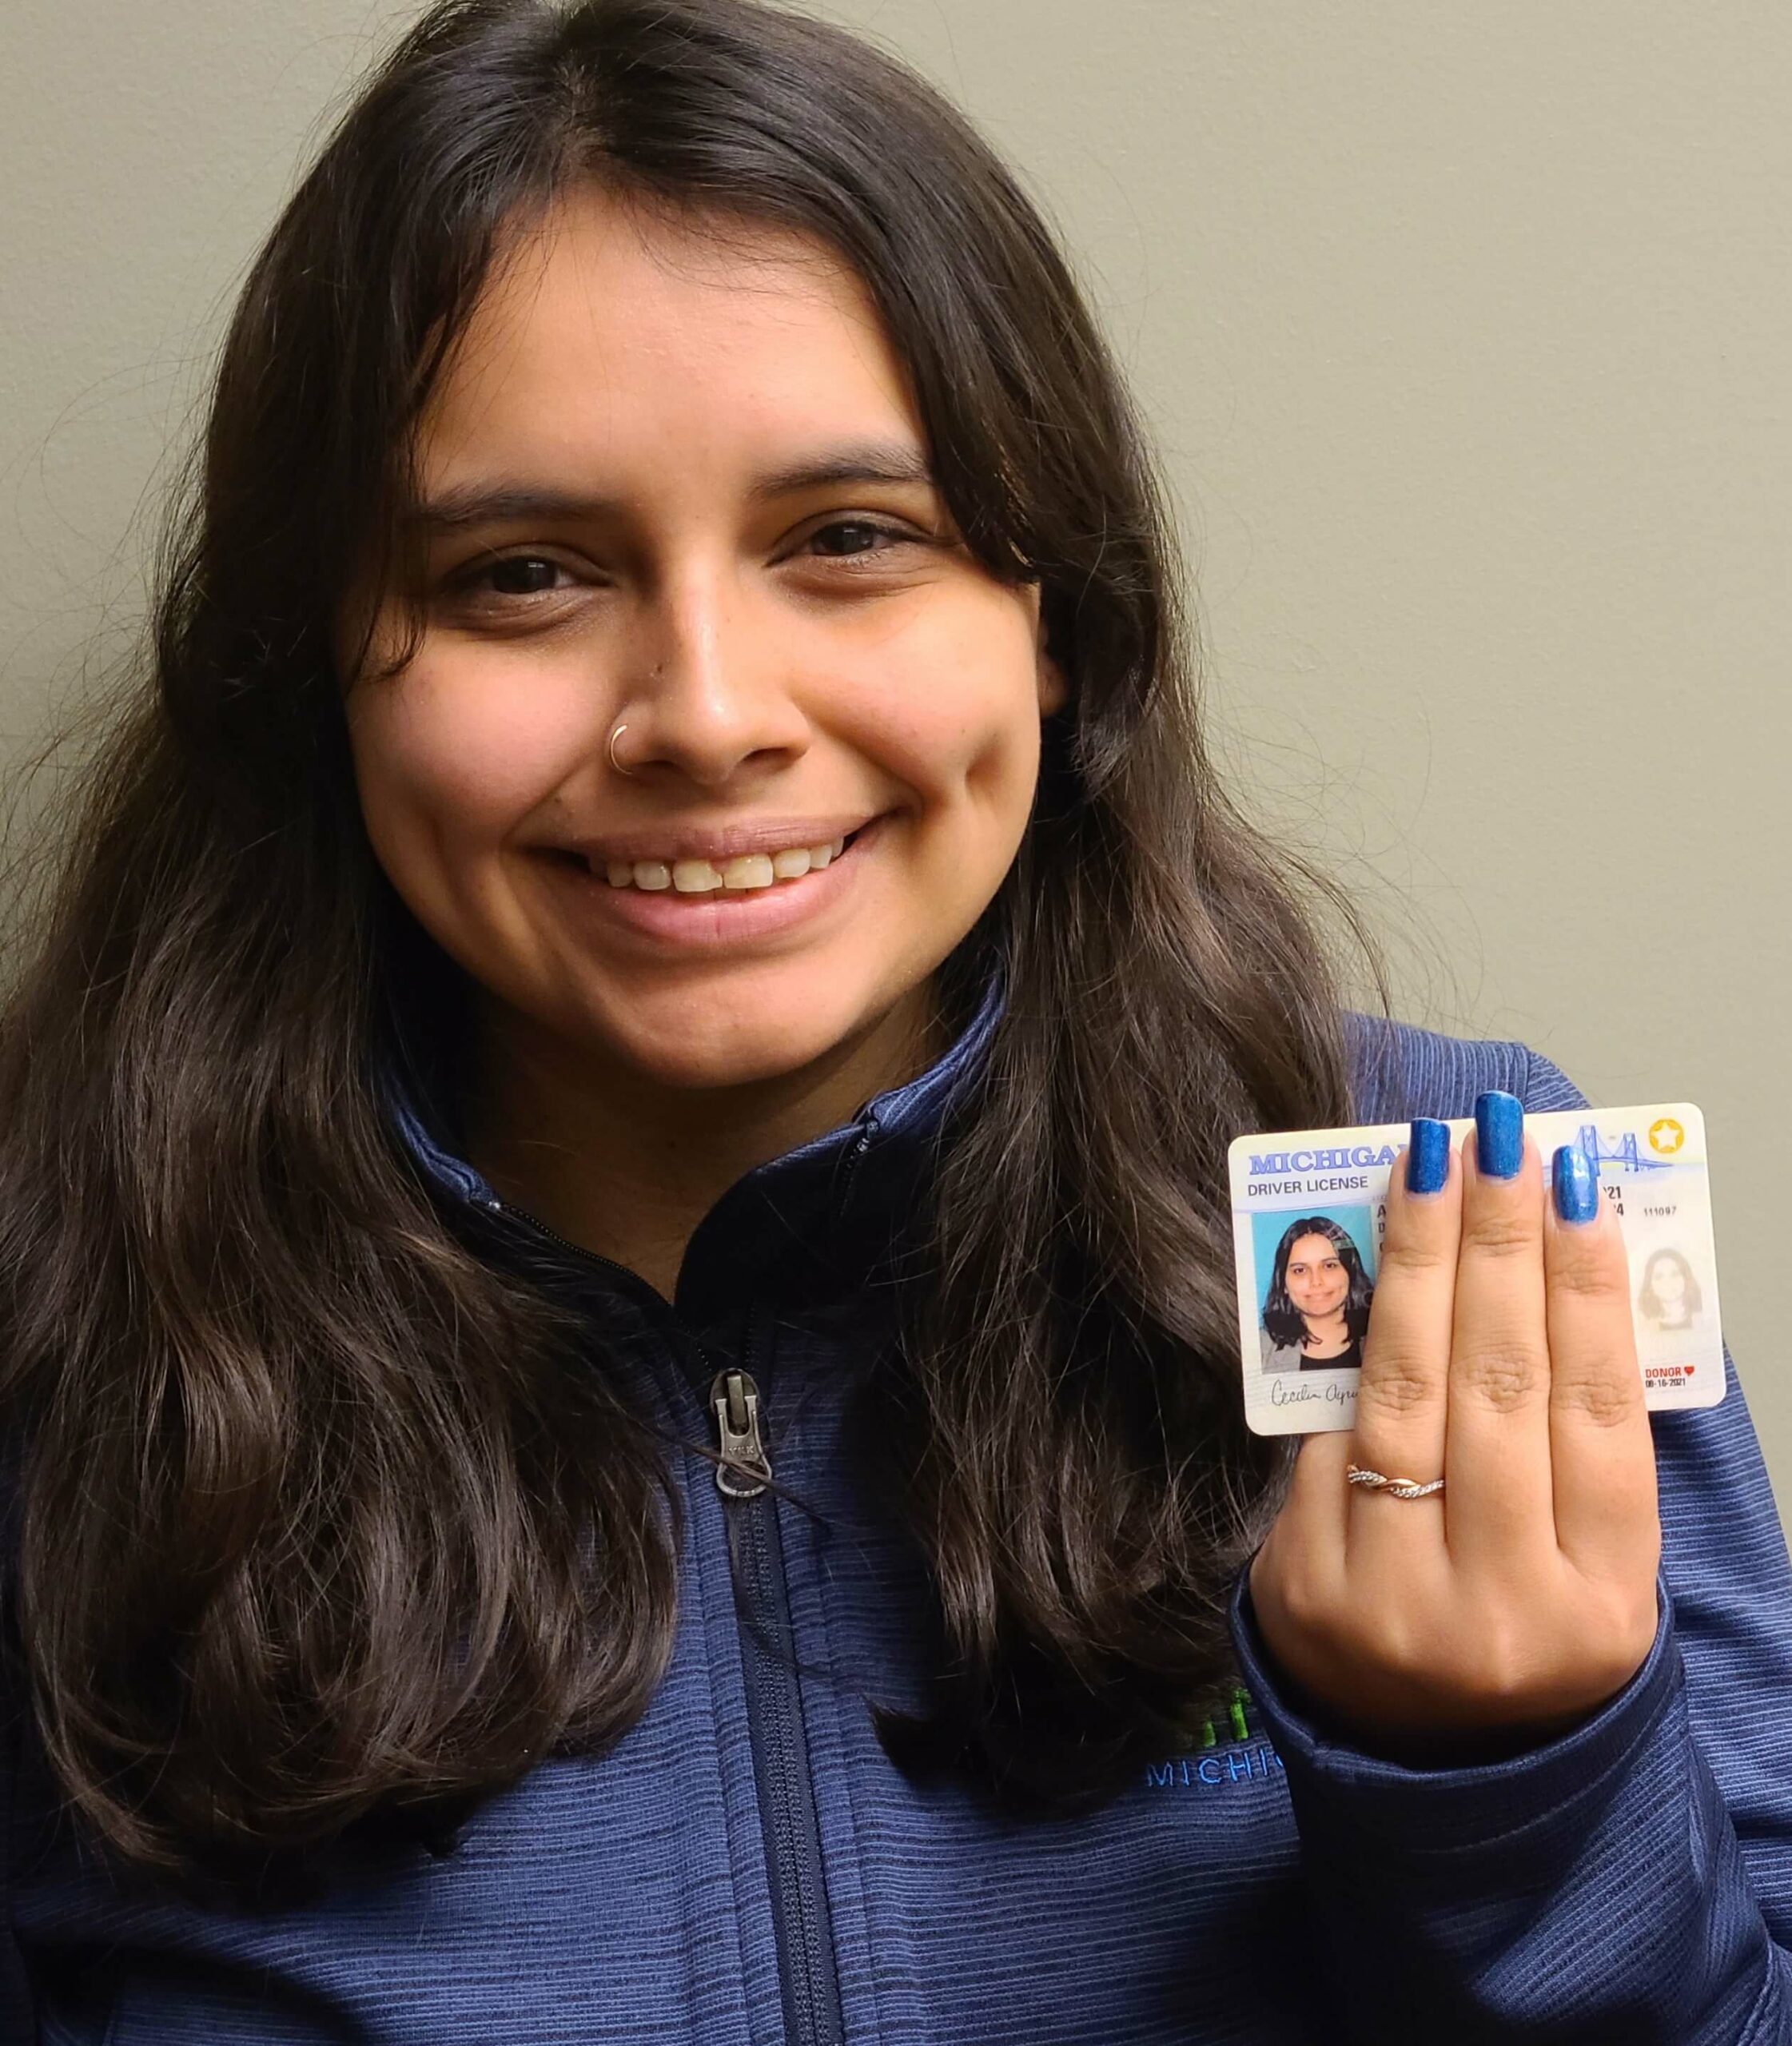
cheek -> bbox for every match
[874,698,1036,810]
[348,653,597,864]
[838,611,1045,828]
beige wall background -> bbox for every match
[3,3,1787,1502]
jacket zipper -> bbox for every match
[709,1368,771,1499]
[714,1317,845,2046]
[489,1200,845,2045]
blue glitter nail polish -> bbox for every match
[1475,1090,1523,1180]
[1552,1143,1598,1225]
[1406,1118,1450,1195]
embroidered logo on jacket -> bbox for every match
[1143,1686,1283,1789]
[1144,1745,1283,1789]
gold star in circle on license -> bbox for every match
[1648,1117,1686,1156]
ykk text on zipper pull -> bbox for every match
[711,1368,771,1500]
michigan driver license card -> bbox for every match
[1230,1104,1725,1436]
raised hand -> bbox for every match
[1248,1092,1663,1745]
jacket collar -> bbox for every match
[378,973,1004,1335]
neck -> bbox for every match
[458,986,943,1300]
[1302,1309,1348,1349]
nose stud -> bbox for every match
[608,720,636,778]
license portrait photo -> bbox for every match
[1256,1208,1379,1373]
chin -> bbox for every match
[599,1005,870,1097]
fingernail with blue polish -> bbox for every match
[1475,1090,1524,1180]
[1406,1117,1451,1196]
[1552,1143,1599,1225]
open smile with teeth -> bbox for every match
[599,834,850,894]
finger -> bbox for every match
[1443,1092,1555,1562]
[1347,1119,1458,1558]
[1268,1428,1354,1578]
[1248,1431,1354,1679]
[1543,1143,1658,1573]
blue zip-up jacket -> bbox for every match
[4,1001,1791,2044]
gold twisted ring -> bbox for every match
[1347,1463,1445,1501]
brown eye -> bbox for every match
[438,553,581,607]
[491,556,563,594]
[805,518,913,562]
[458,555,569,597]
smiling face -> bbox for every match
[1284,1233,1350,1323]
[342,185,1061,1102]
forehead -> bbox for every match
[1288,1234,1339,1260]
[412,184,922,490]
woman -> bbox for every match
[1,2,1787,2040]
[1259,1216,1375,1371]
[1639,1246,1704,1331]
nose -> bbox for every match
[613,565,810,788]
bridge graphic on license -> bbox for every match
[1572,1125,1670,1176]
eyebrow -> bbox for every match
[402,440,936,534]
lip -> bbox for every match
[536,812,886,950]
[556,813,877,868]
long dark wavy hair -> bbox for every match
[1260,1217,1376,1350]
[0,0,1376,1883]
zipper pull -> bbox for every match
[710,1368,772,1500]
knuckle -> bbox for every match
[1574,1598,1659,1699]
[1369,1613,1441,1686]
[1552,1365,1643,1430]
[1276,1562,1317,1628]
[1636,1516,1664,1577]
[1620,1577,1663,1651]
[1356,1358,1442,1420]
[1551,1245,1628,1303]
[1461,1209,1539,1261]
[1276,1570,1332,1638]
[1586,1646,1647,1702]
[1260,1566,1356,1665]
[1459,1619,1544,1707]
[1452,1341,1547,1413]
[1254,1546,1324,1635]
[1377,1238,1452,1282]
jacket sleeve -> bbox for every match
[1229,1045,1792,2044]
[0,1490,36,2040]
[0,1708,31,2043]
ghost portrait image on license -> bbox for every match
[1638,1246,1704,1334]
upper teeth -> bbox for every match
[603,837,846,892]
